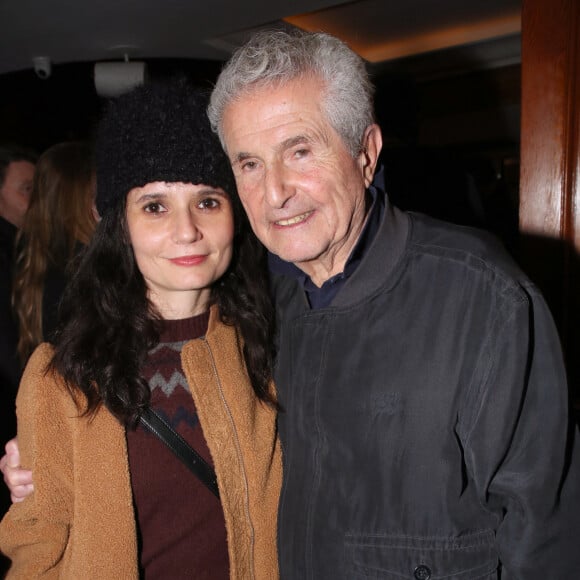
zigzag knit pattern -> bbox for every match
[126,310,229,579]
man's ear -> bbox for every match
[358,124,383,188]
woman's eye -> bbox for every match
[199,198,220,210]
[143,202,165,213]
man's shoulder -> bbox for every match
[406,211,526,283]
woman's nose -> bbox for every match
[173,210,201,243]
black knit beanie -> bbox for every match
[95,78,236,216]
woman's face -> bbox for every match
[126,181,235,319]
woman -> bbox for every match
[12,140,97,365]
[0,80,281,579]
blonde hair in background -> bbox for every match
[12,141,97,364]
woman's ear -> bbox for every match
[358,124,383,188]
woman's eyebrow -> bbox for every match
[133,192,167,203]
[194,187,228,197]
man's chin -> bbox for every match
[274,248,320,268]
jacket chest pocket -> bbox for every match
[345,530,498,579]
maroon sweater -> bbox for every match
[126,311,229,579]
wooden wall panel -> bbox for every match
[519,0,580,400]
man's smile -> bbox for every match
[274,211,313,227]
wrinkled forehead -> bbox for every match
[222,75,329,140]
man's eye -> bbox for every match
[294,148,309,158]
[241,160,258,171]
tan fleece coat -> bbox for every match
[0,307,282,579]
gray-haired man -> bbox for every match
[209,30,580,579]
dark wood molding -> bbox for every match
[519,0,580,400]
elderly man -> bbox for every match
[207,30,580,578]
[3,30,580,579]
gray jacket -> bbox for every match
[272,195,580,579]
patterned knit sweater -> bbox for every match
[126,310,229,579]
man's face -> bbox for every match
[0,160,35,228]
[222,76,381,286]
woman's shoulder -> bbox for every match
[18,343,75,411]
[21,343,55,380]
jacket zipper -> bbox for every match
[201,338,256,580]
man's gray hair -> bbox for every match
[208,29,376,158]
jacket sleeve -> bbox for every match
[0,344,75,578]
[461,285,580,578]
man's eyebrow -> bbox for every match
[281,135,309,151]
[234,152,252,164]
[232,135,311,165]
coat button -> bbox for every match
[414,564,432,580]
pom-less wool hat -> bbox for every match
[95,79,236,216]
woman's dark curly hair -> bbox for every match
[49,79,276,426]
[50,191,275,426]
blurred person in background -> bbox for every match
[12,140,97,366]
[0,144,36,392]
[0,145,36,554]
[0,145,36,230]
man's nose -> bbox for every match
[264,163,293,209]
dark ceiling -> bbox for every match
[0,0,521,77]
[0,0,523,159]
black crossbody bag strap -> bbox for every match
[139,407,220,499]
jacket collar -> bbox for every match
[269,168,410,309]
[331,189,409,308]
